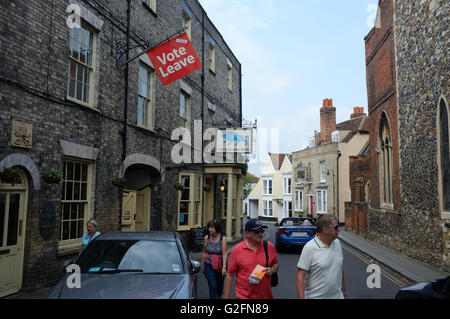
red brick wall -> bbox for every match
[364,0,401,212]
[320,98,336,145]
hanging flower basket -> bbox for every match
[174,182,184,191]
[42,170,63,184]
[203,184,212,192]
[112,177,127,188]
[0,167,22,185]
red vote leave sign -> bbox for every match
[146,32,202,86]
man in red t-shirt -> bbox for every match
[223,219,279,299]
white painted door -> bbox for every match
[0,191,26,297]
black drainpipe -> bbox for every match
[119,0,131,229]
[122,0,131,162]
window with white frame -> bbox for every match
[180,90,189,129]
[320,161,326,182]
[182,3,192,40]
[67,24,95,106]
[295,189,303,212]
[316,189,327,213]
[309,137,315,148]
[263,200,273,217]
[209,37,216,73]
[332,131,339,143]
[227,60,233,91]
[178,173,203,230]
[60,159,91,246]
[137,63,154,129]
[263,179,273,195]
[284,177,292,194]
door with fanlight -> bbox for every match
[0,169,28,297]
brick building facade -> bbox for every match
[0,0,244,296]
[363,0,449,271]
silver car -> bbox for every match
[48,231,200,299]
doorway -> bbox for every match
[121,187,151,232]
[0,168,28,297]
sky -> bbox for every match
[198,0,379,175]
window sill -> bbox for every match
[57,243,81,257]
[66,96,99,113]
[134,124,157,135]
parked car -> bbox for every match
[395,275,450,299]
[48,231,200,299]
[275,217,317,252]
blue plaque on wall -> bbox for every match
[39,202,56,240]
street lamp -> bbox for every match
[219,181,226,192]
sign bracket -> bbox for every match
[115,26,188,68]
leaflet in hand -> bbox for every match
[248,264,267,284]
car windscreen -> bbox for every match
[280,218,313,226]
[76,240,185,274]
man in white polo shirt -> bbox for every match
[296,214,346,299]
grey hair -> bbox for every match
[316,214,338,233]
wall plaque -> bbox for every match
[11,118,33,149]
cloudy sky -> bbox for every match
[198,0,379,175]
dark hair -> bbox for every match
[207,219,222,234]
[316,214,338,233]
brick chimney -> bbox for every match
[350,107,366,119]
[320,98,336,144]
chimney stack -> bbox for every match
[350,106,366,119]
[320,98,336,144]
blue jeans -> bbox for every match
[204,262,224,299]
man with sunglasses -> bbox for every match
[296,214,346,299]
[224,219,279,299]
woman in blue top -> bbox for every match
[80,219,101,253]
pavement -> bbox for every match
[4,226,449,299]
[338,229,449,283]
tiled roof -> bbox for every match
[268,153,291,170]
[337,115,368,143]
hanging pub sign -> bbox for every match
[146,32,202,86]
[216,128,253,153]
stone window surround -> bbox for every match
[58,140,99,256]
[436,95,450,220]
[378,111,394,209]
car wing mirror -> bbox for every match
[191,260,201,273]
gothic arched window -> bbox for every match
[439,98,450,211]
[379,112,393,206]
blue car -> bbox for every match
[275,217,317,252]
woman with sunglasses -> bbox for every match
[224,219,279,299]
